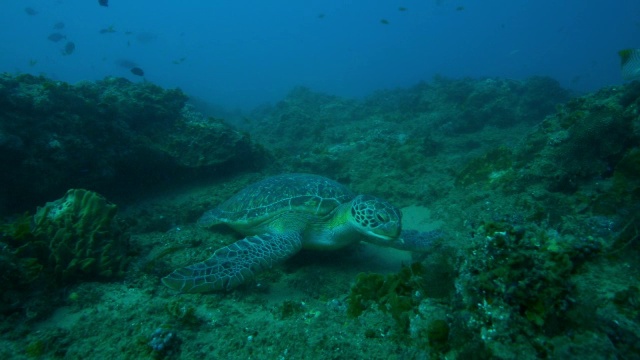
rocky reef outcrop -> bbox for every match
[0,74,267,215]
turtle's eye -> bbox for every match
[376,213,389,223]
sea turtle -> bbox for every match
[162,173,441,293]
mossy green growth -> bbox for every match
[613,285,640,318]
[609,148,640,206]
[0,212,46,284]
[276,300,304,320]
[0,212,36,245]
[22,328,71,358]
[163,300,203,328]
[591,148,640,233]
[455,147,513,187]
[165,300,201,327]
[426,319,450,351]
[462,220,602,333]
[347,263,428,334]
[618,49,634,66]
[1,189,129,289]
[25,340,45,358]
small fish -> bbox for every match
[380,19,389,25]
[48,33,67,42]
[317,13,325,19]
[53,22,65,30]
[99,25,116,34]
[456,6,465,11]
[99,0,108,7]
[130,67,144,76]
[24,7,38,16]
[619,49,640,81]
[62,41,75,55]
[28,59,38,67]
[398,7,407,11]
[171,57,186,65]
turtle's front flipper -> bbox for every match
[391,229,444,252]
[162,232,302,293]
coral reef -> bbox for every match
[1,72,639,359]
[164,109,260,168]
[31,188,130,282]
[245,76,569,206]
[148,328,182,359]
[237,78,639,358]
[454,221,604,357]
[454,147,513,188]
[0,73,267,215]
[515,83,640,194]
[346,262,455,353]
[0,189,129,316]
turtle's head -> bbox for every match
[349,195,402,245]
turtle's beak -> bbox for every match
[364,231,402,246]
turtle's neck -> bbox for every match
[301,202,362,250]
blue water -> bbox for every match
[1,1,638,109]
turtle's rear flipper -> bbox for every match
[162,232,302,293]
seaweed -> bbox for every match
[347,262,428,334]
[0,189,130,291]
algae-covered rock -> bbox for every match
[455,221,606,357]
[347,263,434,335]
[246,76,568,205]
[0,73,267,215]
[0,189,129,316]
[30,189,129,283]
[162,107,261,168]
[515,84,639,193]
[454,147,513,188]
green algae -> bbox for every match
[0,189,129,295]
[455,147,513,187]
[347,263,428,335]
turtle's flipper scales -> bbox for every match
[162,232,302,293]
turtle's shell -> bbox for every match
[212,174,355,226]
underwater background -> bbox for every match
[1,1,640,359]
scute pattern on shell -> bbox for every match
[214,174,355,224]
